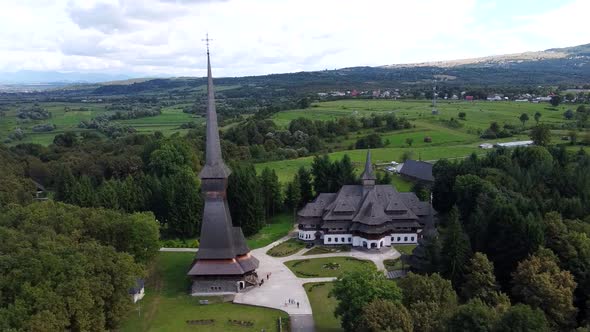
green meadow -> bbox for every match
[120,252,288,332]
[257,99,579,183]
[0,102,200,145]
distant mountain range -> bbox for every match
[0,70,133,85]
[2,43,590,94]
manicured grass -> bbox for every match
[284,257,375,278]
[303,282,343,332]
[390,173,413,192]
[303,245,351,256]
[394,244,417,255]
[383,259,403,271]
[119,252,289,332]
[266,238,306,257]
[247,213,294,249]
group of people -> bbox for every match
[258,272,272,287]
[285,298,299,308]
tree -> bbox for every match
[360,299,413,332]
[519,113,529,128]
[398,273,457,332]
[511,248,577,330]
[406,137,414,147]
[550,95,561,107]
[447,299,498,332]
[458,112,466,120]
[401,150,414,162]
[530,124,551,146]
[160,169,202,238]
[311,154,332,193]
[71,175,96,207]
[228,163,264,236]
[260,167,282,219]
[494,304,550,332]
[534,111,542,124]
[284,174,301,217]
[333,154,356,190]
[297,166,313,206]
[331,268,402,332]
[0,201,156,331]
[565,109,575,120]
[461,252,498,300]
[441,207,472,286]
[54,165,76,203]
[461,252,509,309]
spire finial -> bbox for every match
[202,33,213,54]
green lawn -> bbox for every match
[284,257,375,278]
[266,238,306,257]
[303,282,342,332]
[394,244,417,255]
[303,245,350,256]
[119,252,289,332]
[246,213,294,249]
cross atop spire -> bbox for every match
[202,33,213,55]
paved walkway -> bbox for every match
[233,235,399,332]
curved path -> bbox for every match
[233,234,400,332]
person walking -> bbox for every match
[297,302,299,308]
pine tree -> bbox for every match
[260,167,282,219]
[97,179,120,210]
[311,154,332,193]
[461,252,509,308]
[228,163,265,237]
[441,207,472,287]
[54,165,76,203]
[160,169,202,238]
[71,175,96,207]
[284,174,301,215]
[297,166,313,206]
[333,154,356,190]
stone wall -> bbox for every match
[191,278,243,294]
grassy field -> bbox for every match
[303,282,342,332]
[0,102,199,145]
[246,213,294,249]
[272,100,570,128]
[120,252,289,332]
[257,99,579,183]
[284,257,375,278]
[267,238,306,257]
[255,145,481,183]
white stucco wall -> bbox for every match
[390,233,418,244]
[323,234,353,245]
[298,230,317,241]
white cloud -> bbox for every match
[0,0,587,77]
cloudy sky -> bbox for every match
[1,0,589,78]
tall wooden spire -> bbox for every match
[199,40,231,180]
